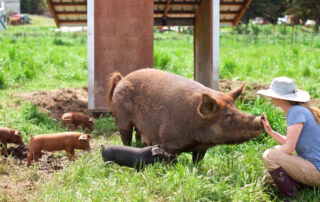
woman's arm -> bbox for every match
[261,113,303,154]
[277,123,303,154]
[261,113,287,144]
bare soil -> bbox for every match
[15,86,89,120]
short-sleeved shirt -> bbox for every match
[287,105,320,171]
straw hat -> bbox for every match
[257,77,310,102]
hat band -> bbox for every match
[279,89,297,95]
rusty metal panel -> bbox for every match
[194,0,213,88]
[94,0,154,111]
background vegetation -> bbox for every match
[0,16,320,201]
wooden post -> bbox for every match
[92,0,154,112]
[194,0,219,90]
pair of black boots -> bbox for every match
[268,167,300,198]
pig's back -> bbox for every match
[32,132,81,151]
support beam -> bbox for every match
[194,0,219,90]
[46,0,60,27]
[164,0,171,17]
[233,0,252,26]
[87,0,94,110]
[212,0,220,90]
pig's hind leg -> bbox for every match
[114,112,134,146]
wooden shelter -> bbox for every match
[47,0,252,112]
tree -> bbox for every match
[21,0,47,14]
[242,0,288,24]
[286,0,320,33]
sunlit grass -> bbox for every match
[1,17,320,201]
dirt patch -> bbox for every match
[7,145,29,160]
[219,79,269,101]
[15,86,89,120]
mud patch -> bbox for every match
[15,86,89,120]
[7,145,29,160]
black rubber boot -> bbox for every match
[268,167,300,198]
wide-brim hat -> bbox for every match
[257,77,310,102]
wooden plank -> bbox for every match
[221,20,234,23]
[155,10,195,14]
[155,2,200,6]
[233,0,252,26]
[154,17,194,26]
[46,0,60,27]
[52,3,87,6]
[220,2,243,6]
[220,11,239,15]
[59,20,87,24]
[56,12,87,15]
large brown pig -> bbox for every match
[106,68,262,162]
[0,127,25,156]
[27,132,91,166]
[61,112,95,131]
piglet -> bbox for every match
[61,112,95,131]
[27,132,91,167]
[0,127,24,156]
[101,145,175,171]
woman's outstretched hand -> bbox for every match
[261,113,274,135]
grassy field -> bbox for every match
[0,16,320,201]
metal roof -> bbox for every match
[47,0,252,27]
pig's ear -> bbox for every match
[151,147,163,156]
[79,135,87,141]
[198,93,218,119]
[227,82,246,101]
[14,131,21,136]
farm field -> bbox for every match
[0,15,320,201]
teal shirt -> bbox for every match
[287,105,320,171]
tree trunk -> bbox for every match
[316,17,320,33]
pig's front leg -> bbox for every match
[66,148,75,161]
[0,143,7,156]
[192,151,206,163]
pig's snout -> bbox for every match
[254,116,263,130]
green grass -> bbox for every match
[0,16,320,201]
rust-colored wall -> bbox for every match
[94,0,154,111]
[194,0,212,88]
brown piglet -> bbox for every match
[61,112,95,131]
[27,132,91,167]
[0,127,25,156]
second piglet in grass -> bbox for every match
[0,127,25,156]
[101,145,175,171]
[27,132,91,167]
[61,112,95,131]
